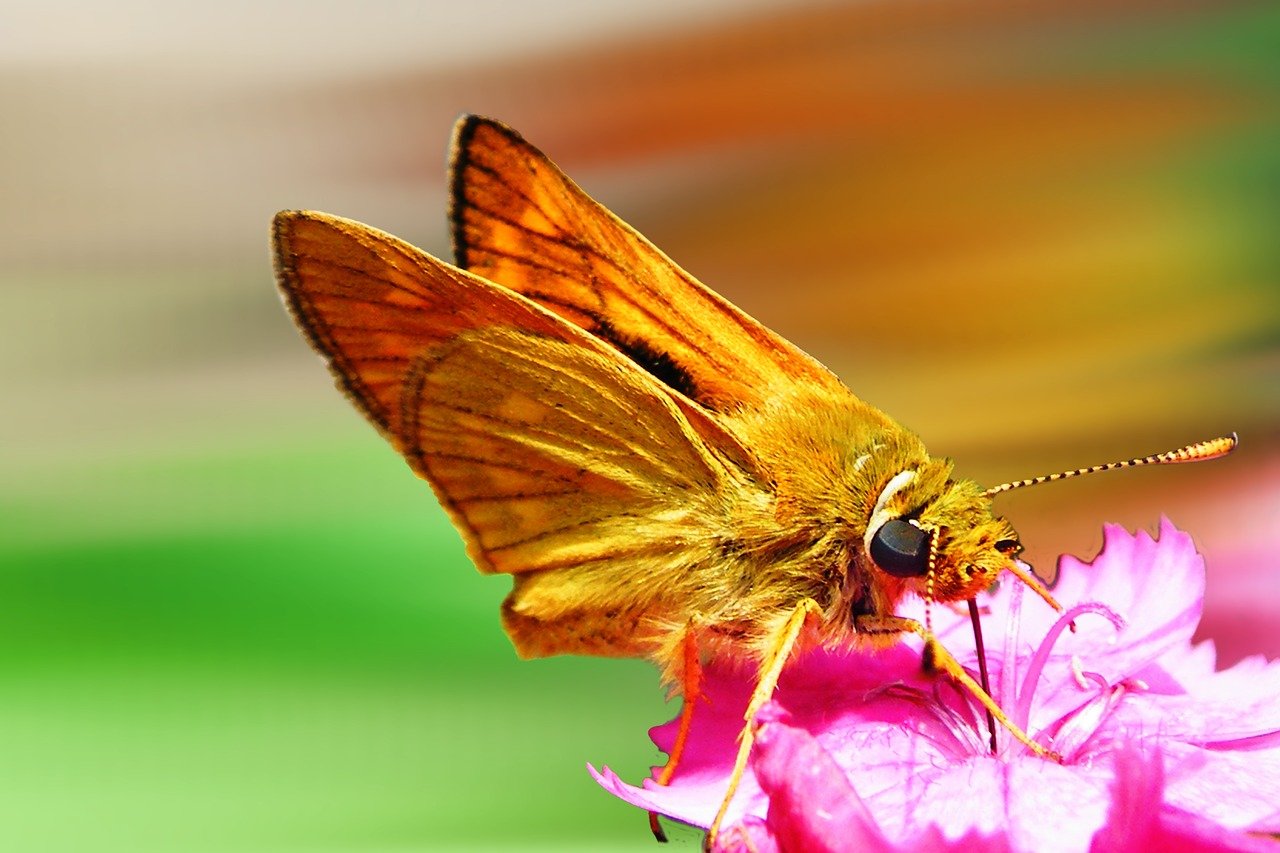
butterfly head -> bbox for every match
[862,460,1021,603]
[858,433,1238,612]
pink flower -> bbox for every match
[591,519,1280,851]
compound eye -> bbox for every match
[870,519,932,578]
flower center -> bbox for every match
[997,578,1128,761]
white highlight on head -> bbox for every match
[863,469,916,556]
[852,442,885,472]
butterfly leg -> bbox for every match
[854,614,1061,762]
[705,597,823,851]
[649,621,704,842]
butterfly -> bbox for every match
[271,115,1235,847]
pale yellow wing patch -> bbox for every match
[403,326,730,576]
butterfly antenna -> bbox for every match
[967,598,998,754]
[983,433,1237,497]
[923,532,938,642]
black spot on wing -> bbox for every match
[592,318,702,404]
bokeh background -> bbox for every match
[3,1,1278,849]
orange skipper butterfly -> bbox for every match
[272,115,1235,846]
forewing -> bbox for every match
[448,115,848,413]
[273,210,732,576]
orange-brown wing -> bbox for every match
[272,210,738,577]
[448,115,848,414]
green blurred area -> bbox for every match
[4,440,674,850]
[3,1,1278,850]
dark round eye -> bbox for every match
[869,519,932,578]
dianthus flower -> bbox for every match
[593,520,1280,851]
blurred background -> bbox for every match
[3,0,1278,849]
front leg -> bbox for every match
[856,614,1060,762]
[705,598,824,851]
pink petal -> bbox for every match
[586,761,751,831]
[1109,686,1280,748]
[1156,741,1280,831]
[1155,809,1280,852]
[603,644,951,830]
[712,817,780,853]
[1090,745,1280,852]
[1087,744,1162,849]
[888,756,1114,851]
[1053,519,1205,683]
[746,708,895,853]
[1123,652,1280,745]
[1136,638,1219,690]
[590,521,1280,852]
[729,707,1020,852]
[1014,520,1208,733]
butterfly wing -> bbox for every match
[448,115,848,415]
[273,211,740,586]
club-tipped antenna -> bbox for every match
[983,433,1237,498]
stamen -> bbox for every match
[1070,656,1089,690]
[999,581,1024,713]
[1052,684,1125,762]
[1013,603,1125,731]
